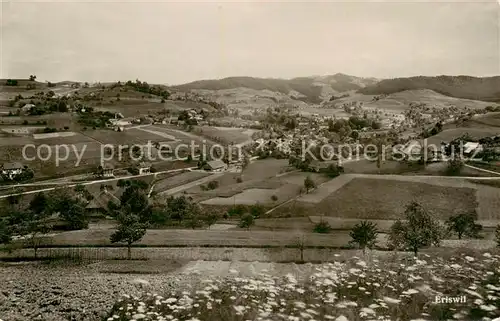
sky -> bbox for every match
[1,0,499,84]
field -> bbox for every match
[0,113,76,129]
[153,171,211,193]
[270,175,500,222]
[93,99,218,117]
[31,227,350,248]
[188,161,327,206]
[466,111,500,128]
[426,127,500,146]
[193,126,258,145]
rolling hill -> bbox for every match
[358,75,500,102]
[325,89,498,112]
[173,73,379,104]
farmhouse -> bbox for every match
[6,128,30,135]
[138,162,152,175]
[205,160,227,172]
[463,142,483,156]
[85,190,121,216]
[21,103,35,112]
[98,164,115,178]
[1,162,24,179]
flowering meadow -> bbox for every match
[106,252,500,321]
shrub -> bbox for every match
[227,205,246,217]
[313,220,332,233]
[249,204,265,218]
[207,180,219,190]
[446,157,463,176]
[271,195,278,201]
[238,213,255,230]
[236,177,243,183]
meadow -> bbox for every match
[153,171,211,194]
[105,250,500,321]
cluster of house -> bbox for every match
[400,139,484,160]
[153,110,208,126]
[1,162,26,180]
[97,162,153,178]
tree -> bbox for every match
[28,193,48,215]
[0,219,12,245]
[242,155,250,170]
[29,75,37,81]
[495,224,500,247]
[110,211,147,260]
[446,212,482,239]
[295,234,307,263]
[249,204,265,218]
[74,184,86,196]
[203,212,219,229]
[57,196,88,230]
[227,205,246,217]
[446,156,463,176]
[185,215,203,229]
[389,202,444,255]
[120,184,151,222]
[165,195,198,222]
[239,213,255,230]
[349,221,378,254]
[304,176,316,193]
[17,210,51,259]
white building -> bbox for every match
[2,162,24,179]
[138,162,152,175]
[463,142,483,155]
[205,160,227,172]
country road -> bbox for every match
[465,163,500,176]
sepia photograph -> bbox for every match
[0,0,499,320]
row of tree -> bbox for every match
[0,190,89,257]
[315,201,497,255]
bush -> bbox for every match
[313,220,332,233]
[238,213,255,230]
[445,157,463,176]
[249,204,265,219]
[227,205,246,217]
[271,195,278,201]
[236,177,243,183]
[207,180,219,190]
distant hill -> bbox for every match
[173,74,379,104]
[358,76,500,102]
[322,89,497,113]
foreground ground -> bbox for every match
[0,249,499,321]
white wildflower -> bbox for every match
[383,297,401,304]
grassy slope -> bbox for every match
[329,89,497,113]
[359,75,500,102]
[271,177,478,220]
